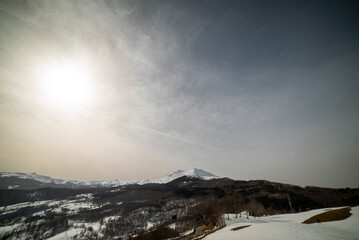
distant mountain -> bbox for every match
[140,168,219,184]
[0,168,219,190]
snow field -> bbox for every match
[205,206,359,240]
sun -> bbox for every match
[37,60,94,111]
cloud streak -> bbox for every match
[0,0,358,187]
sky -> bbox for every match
[0,0,358,187]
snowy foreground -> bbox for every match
[1,202,358,239]
[205,206,359,240]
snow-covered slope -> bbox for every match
[139,168,219,184]
[0,168,219,189]
[0,172,84,186]
[206,207,359,240]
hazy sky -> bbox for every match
[0,0,358,187]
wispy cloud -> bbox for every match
[0,0,358,187]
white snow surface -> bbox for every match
[205,206,359,240]
[0,168,219,188]
[46,227,83,240]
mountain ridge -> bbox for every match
[0,168,219,190]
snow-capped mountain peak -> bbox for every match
[155,168,219,183]
[130,168,219,185]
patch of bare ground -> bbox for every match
[302,207,351,224]
[231,225,251,231]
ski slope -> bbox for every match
[205,206,359,240]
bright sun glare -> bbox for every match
[37,60,94,111]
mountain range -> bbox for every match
[0,168,219,190]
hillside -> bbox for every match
[205,206,359,240]
[1,171,359,239]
